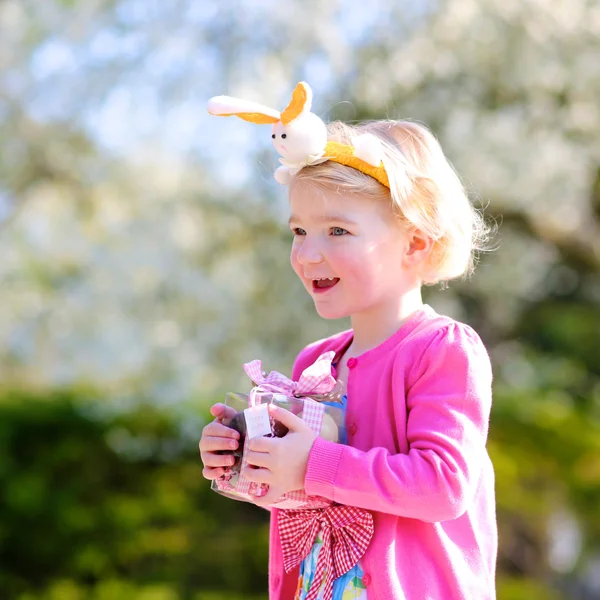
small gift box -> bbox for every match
[211,351,344,509]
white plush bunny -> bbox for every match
[208,82,390,188]
[207,82,329,184]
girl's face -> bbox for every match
[289,183,415,321]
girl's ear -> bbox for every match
[207,96,280,124]
[403,228,434,266]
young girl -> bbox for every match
[200,86,496,600]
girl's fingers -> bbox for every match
[199,406,242,481]
[199,434,239,453]
[247,436,272,452]
[251,486,283,507]
[201,421,240,441]
[210,403,238,421]
[202,466,226,480]
[200,450,237,468]
[245,450,271,470]
[242,466,271,485]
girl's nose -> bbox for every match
[296,238,324,265]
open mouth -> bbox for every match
[312,277,340,293]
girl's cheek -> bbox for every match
[326,246,347,268]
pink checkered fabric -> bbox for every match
[243,351,336,396]
[295,397,323,435]
[279,504,374,600]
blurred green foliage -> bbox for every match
[0,390,269,599]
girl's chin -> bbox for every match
[313,304,350,320]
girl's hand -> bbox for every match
[243,404,318,507]
[199,403,240,480]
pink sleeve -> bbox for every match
[303,323,493,522]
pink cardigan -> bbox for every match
[267,305,497,599]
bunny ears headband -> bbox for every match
[207,82,390,189]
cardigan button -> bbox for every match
[347,357,357,369]
[273,575,281,588]
[348,422,357,437]
[362,573,372,586]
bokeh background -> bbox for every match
[1,1,599,599]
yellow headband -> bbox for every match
[207,82,390,189]
[322,141,390,189]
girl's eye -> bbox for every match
[292,227,306,236]
[331,227,348,236]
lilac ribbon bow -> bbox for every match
[243,351,336,397]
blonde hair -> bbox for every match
[291,120,492,285]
